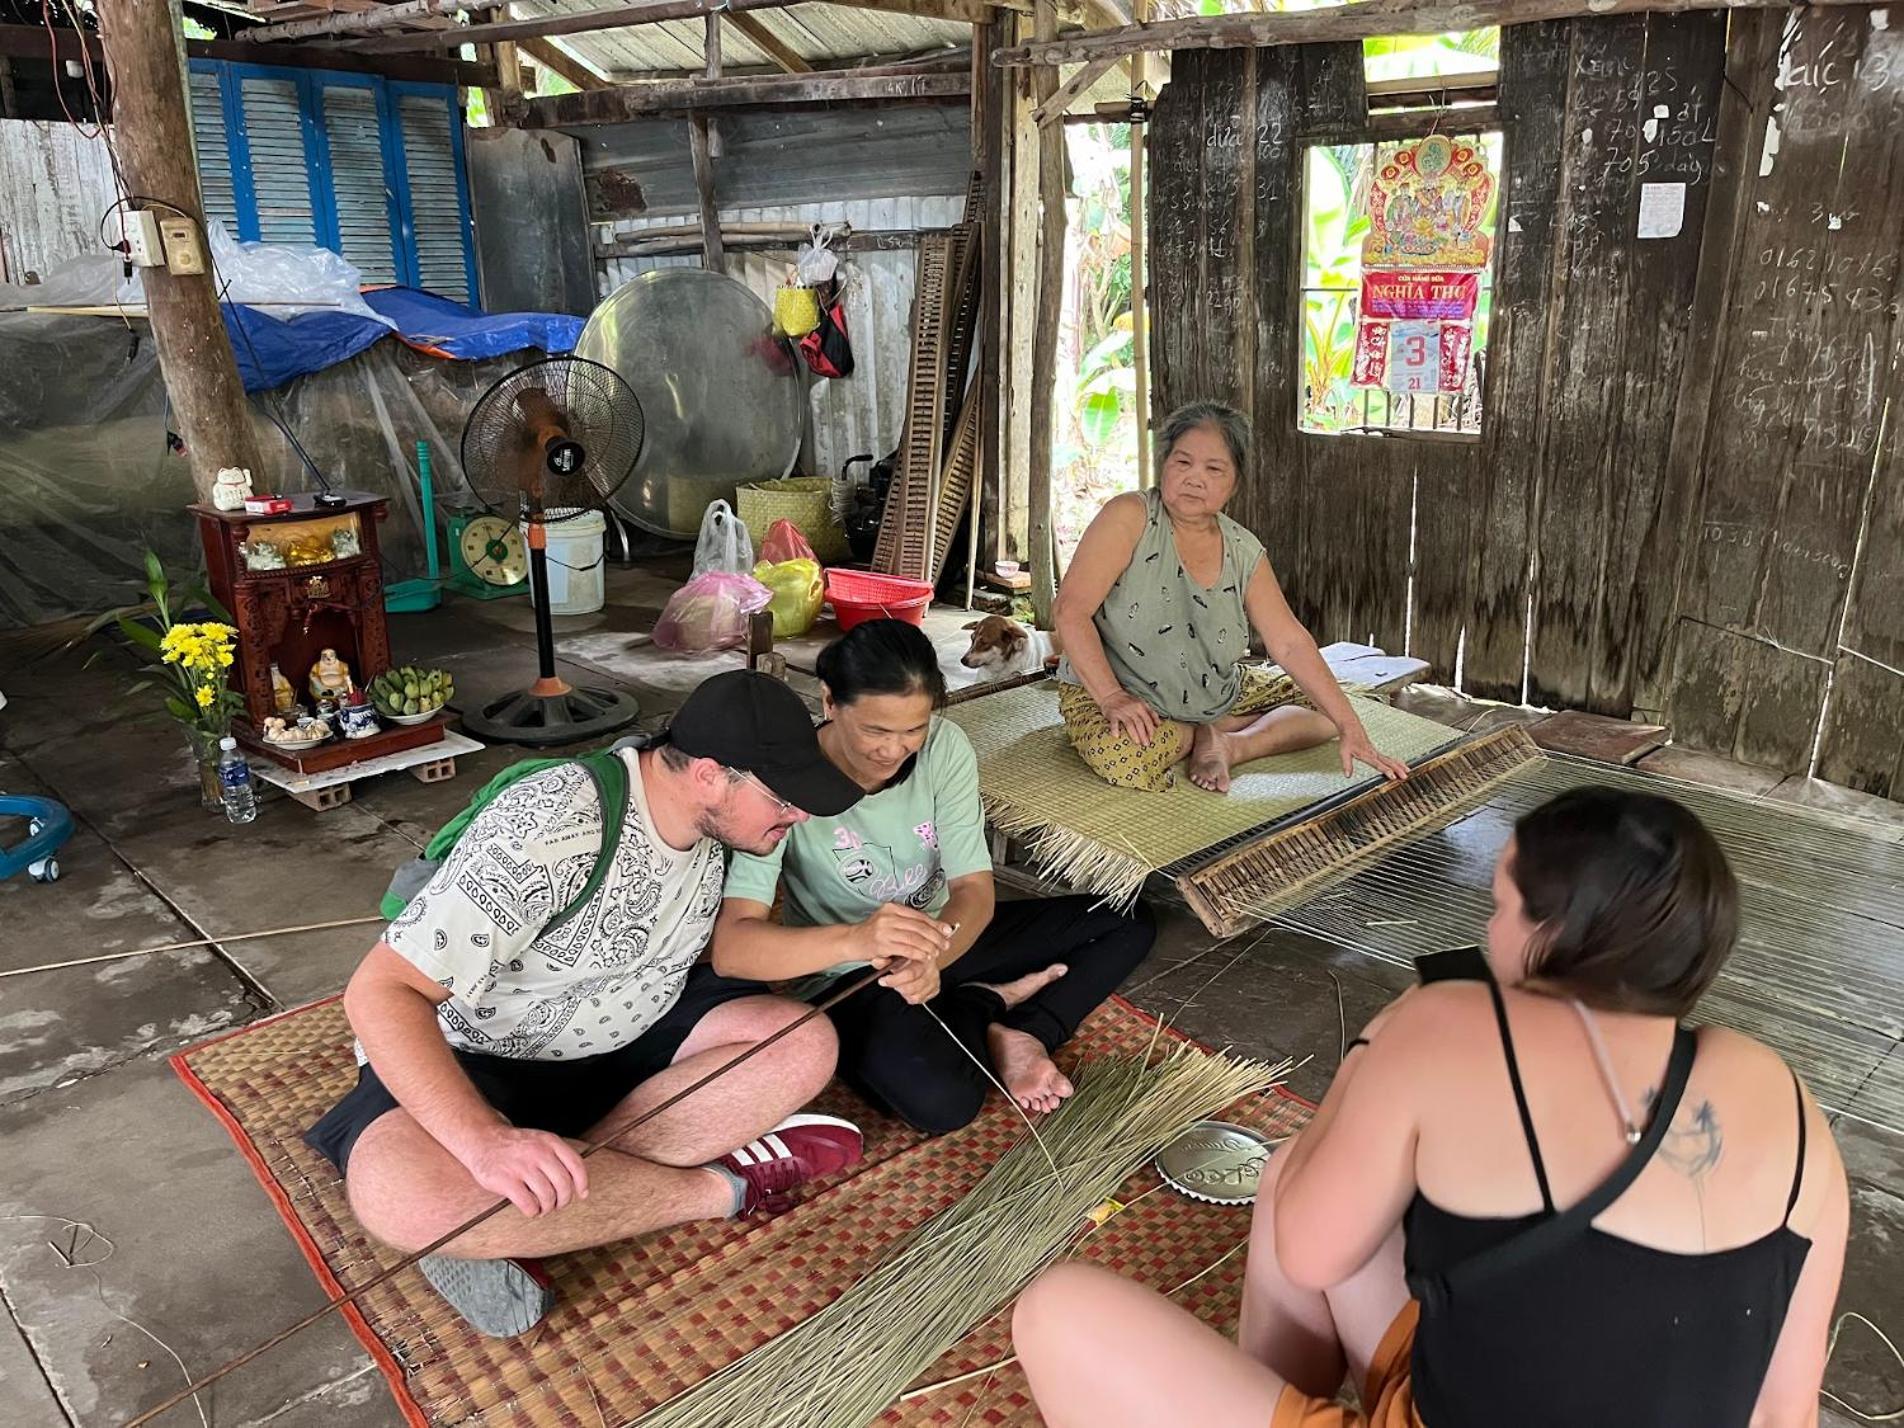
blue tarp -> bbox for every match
[223,304,388,393]
[362,288,586,362]
[222,287,584,393]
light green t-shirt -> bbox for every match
[723,717,994,989]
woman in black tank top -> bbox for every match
[1012,787,1849,1428]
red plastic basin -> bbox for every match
[824,568,933,631]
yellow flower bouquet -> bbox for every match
[157,621,245,735]
[93,553,250,807]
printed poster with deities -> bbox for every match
[1351,134,1492,395]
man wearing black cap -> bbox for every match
[308,671,865,1338]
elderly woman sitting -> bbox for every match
[1052,402,1407,793]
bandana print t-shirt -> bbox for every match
[382,749,723,1061]
[724,716,992,989]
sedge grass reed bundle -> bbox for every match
[632,1044,1288,1428]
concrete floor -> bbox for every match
[3,563,1901,1426]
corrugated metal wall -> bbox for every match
[0,121,119,283]
[598,194,967,483]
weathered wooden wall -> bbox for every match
[1673,7,1904,790]
[0,118,119,282]
[1149,5,1904,799]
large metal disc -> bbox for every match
[576,269,807,538]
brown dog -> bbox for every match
[960,615,1061,675]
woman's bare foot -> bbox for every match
[987,1024,1075,1115]
[975,962,1069,1009]
[972,963,1074,1114]
[1187,722,1234,794]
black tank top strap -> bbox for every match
[1784,1071,1808,1226]
[1483,974,1557,1214]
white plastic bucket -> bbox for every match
[532,509,607,616]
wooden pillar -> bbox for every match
[1129,3,1152,488]
[973,17,1006,576]
[702,13,723,156]
[479,17,522,122]
[95,0,263,503]
[1027,0,1065,623]
[690,11,725,273]
[1000,14,1039,570]
[495,40,523,100]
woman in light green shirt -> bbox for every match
[712,620,1154,1134]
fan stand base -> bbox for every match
[462,682,642,746]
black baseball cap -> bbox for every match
[667,670,862,817]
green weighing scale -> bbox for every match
[385,441,529,609]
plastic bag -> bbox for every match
[692,499,754,576]
[759,517,816,566]
[774,285,822,338]
[796,229,840,286]
[653,570,772,653]
[753,558,824,638]
[0,222,393,326]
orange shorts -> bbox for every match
[1270,1301,1421,1428]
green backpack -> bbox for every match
[379,748,631,925]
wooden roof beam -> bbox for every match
[0,20,495,84]
[267,0,996,53]
[519,36,612,89]
[522,64,969,125]
[993,0,1874,66]
[724,11,814,73]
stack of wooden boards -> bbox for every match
[872,176,984,584]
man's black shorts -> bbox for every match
[304,963,764,1173]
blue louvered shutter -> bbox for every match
[187,70,240,236]
[237,75,317,244]
[395,93,470,303]
[318,85,400,284]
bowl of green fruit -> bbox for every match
[370,666,455,725]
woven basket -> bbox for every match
[738,477,848,563]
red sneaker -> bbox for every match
[719,1113,864,1215]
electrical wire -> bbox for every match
[208,262,336,493]
[96,194,195,254]
[41,0,104,142]
[93,192,336,491]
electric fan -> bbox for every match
[458,356,646,745]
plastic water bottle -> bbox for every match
[217,736,258,825]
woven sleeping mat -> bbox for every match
[944,681,1522,930]
[173,996,1309,1427]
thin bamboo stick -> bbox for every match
[0,915,386,981]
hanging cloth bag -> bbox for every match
[798,292,855,379]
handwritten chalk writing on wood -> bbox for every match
[1204,116,1244,151]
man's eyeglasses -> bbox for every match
[736,770,797,819]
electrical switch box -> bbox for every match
[123,209,166,268]
[158,216,207,276]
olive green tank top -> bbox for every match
[1060,488,1266,722]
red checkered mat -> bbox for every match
[174,997,1309,1426]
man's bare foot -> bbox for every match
[974,962,1068,1010]
[1187,722,1234,794]
[986,1024,1075,1115]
